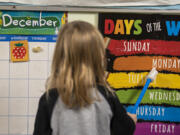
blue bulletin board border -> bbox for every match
[0,34,57,42]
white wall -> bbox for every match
[68,12,98,27]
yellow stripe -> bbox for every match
[107,72,180,89]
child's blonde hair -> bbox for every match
[47,21,112,108]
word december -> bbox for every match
[2,14,59,28]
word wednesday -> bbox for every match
[149,91,180,102]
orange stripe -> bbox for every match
[113,56,180,73]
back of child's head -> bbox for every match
[47,21,108,108]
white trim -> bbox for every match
[1,0,180,6]
[0,5,180,13]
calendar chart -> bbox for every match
[0,10,66,135]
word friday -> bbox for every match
[151,123,175,134]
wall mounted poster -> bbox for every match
[99,13,180,135]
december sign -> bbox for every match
[2,14,59,28]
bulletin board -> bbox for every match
[99,13,180,135]
[0,10,66,135]
[1,8,180,135]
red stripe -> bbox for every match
[107,39,180,56]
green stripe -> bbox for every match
[116,89,180,106]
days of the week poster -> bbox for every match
[99,13,180,135]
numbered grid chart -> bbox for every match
[0,36,56,135]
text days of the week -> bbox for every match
[104,20,162,35]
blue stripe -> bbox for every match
[126,105,180,122]
[0,34,57,42]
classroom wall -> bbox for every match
[1,10,179,135]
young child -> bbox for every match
[33,21,137,135]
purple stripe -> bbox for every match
[134,122,180,135]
